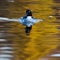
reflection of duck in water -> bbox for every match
[0,9,43,35]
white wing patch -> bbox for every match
[19,16,43,27]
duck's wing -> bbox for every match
[0,17,19,22]
[18,17,27,25]
[30,18,43,23]
[18,17,24,23]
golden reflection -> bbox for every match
[0,0,59,60]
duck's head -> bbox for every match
[26,9,32,16]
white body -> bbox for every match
[0,16,43,27]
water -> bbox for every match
[0,0,60,60]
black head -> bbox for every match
[26,9,32,16]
